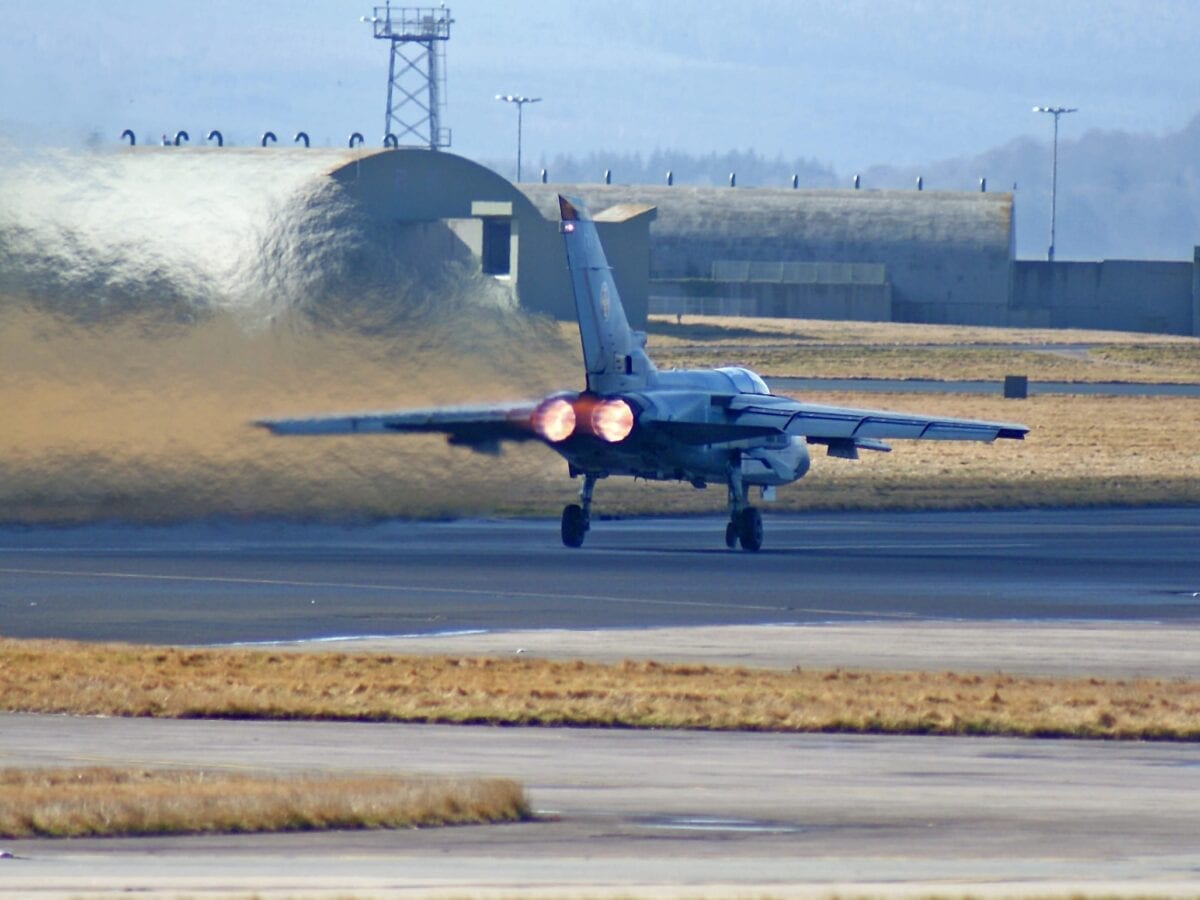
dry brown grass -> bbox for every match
[4,639,1198,741]
[2,310,1197,522]
[645,314,1200,347]
[769,391,1200,509]
[642,315,1200,383]
[0,766,529,839]
[4,382,1198,522]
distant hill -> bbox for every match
[862,115,1200,262]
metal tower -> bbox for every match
[363,4,452,149]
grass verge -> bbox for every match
[0,766,530,839]
[4,639,1199,741]
[4,312,1199,523]
[643,315,1200,383]
[5,391,1199,523]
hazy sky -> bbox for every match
[3,0,1198,174]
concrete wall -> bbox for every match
[650,280,892,320]
[1011,258,1196,335]
[498,200,654,328]
[1193,248,1200,337]
[650,260,892,321]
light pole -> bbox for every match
[1033,105,1077,262]
[495,94,540,182]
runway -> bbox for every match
[2,507,1199,896]
[2,507,1198,645]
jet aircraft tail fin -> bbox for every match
[559,195,655,394]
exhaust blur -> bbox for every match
[0,146,579,523]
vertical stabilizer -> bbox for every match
[559,195,655,394]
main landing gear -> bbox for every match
[561,473,596,548]
[725,468,763,552]
[562,470,764,552]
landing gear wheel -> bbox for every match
[725,521,738,549]
[561,503,588,548]
[737,507,763,552]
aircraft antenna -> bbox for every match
[361,4,453,149]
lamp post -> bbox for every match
[1033,105,1078,262]
[495,94,540,182]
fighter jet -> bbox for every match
[259,195,1027,551]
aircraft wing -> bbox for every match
[256,401,543,452]
[719,394,1028,455]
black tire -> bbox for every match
[561,504,587,548]
[738,507,763,552]
[725,521,738,549]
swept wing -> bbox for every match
[260,392,1027,453]
[647,392,1023,457]
[727,393,1026,444]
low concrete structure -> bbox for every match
[1011,257,1198,335]
[327,151,653,323]
[317,162,1200,337]
[335,170,1200,335]
[520,185,1014,328]
[650,260,892,321]
[0,147,654,328]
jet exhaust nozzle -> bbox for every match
[532,395,636,444]
[589,398,635,443]
[531,398,576,443]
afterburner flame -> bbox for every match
[591,398,635,443]
[532,397,576,442]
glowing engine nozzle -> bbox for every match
[532,397,576,443]
[591,398,635,443]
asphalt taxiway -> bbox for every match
[2,713,1199,897]
[2,507,1198,645]
[2,507,1198,896]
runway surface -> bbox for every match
[3,507,1199,896]
[2,507,1198,645]
[3,713,1199,897]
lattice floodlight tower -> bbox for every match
[363,4,452,149]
